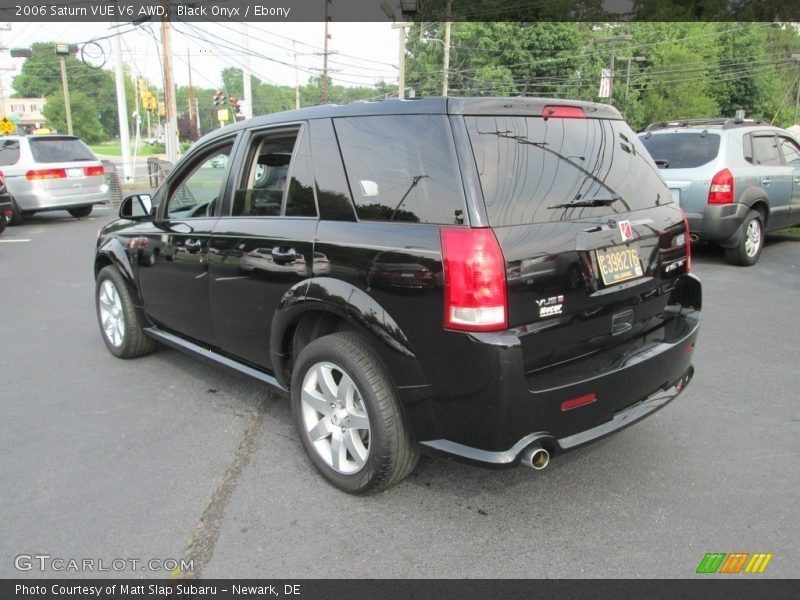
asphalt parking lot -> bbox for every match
[1,208,798,579]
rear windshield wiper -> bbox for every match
[547,195,620,209]
[654,159,670,168]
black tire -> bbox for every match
[291,332,419,494]
[7,198,23,226]
[68,205,93,218]
[95,265,157,358]
[0,211,6,234]
[725,209,764,266]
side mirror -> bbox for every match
[119,193,153,219]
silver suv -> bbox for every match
[0,135,109,225]
[640,119,800,265]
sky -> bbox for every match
[0,21,400,98]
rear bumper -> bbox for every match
[686,203,749,242]
[421,365,693,467]
[411,275,702,468]
[8,187,109,211]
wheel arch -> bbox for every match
[270,277,424,391]
[739,187,770,226]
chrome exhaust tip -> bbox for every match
[521,446,550,470]
[690,234,700,242]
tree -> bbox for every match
[43,90,104,143]
[177,115,198,143]
[13,42,133,140]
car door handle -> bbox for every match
[762,177,771,185]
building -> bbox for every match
[0,97,46,133]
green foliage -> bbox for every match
[13,42,131,140]
[42,90,105,143]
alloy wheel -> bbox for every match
[299,361,371,474]
[98,279,126,348]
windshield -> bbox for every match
[639,131,721,169]
[29,137,97,163]
[466,116,669,226]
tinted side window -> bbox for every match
[233,129,298,217]
[29,137,96,162]
[639,132,720,168]
[166,144,233,219]
[285,129,317,217]
[309,119,356,221]
[0,139,20,166]
[751,135,781,166]
[778,136,800,167]
[334,115,466,225]
[467,116,669,226]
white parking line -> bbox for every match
[0,238,31,243]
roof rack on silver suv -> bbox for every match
[644,117,768,132]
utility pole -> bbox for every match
[442,0,452,97]
[112,26,132,181]
[241,22,253,119]
[596,34,633,105]
[322,0,331,104]
[618,55,645,115]
[793,54,800,125]
[54,44,74,135]
[187,49,196,131]
[160,18,178,163]
[391,22,412,98]
[293,41,300,109]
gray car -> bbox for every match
[0,135,109,225]
[640,119,800,265]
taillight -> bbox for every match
[26,168,67,180]
[682,209,692,273]
[542,105,586,119]
[708,168,734,204]
[440,228,508,331]
[84,165,104,177]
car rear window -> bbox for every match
[28,137,97,163]
[466,116,669,226]
[0,139,20,166]
[334,115,467,225]
[639,132,721,169]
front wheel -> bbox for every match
[68,205,93,218]
[725,209,763,266]
[95,266,157,358]
[291,332,419,494]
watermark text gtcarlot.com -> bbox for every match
[14,554,193,573]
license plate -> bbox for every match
[596,245,643,285]
[67,168,83,178]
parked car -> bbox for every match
[0,171,12,234]
[0,135,109,225]
[639,118,800,265]
[94,98,701,493]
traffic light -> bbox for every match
[230,96,241,115]
[213,90,226,107]
[138,78,147,98]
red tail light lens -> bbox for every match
[26,168,67,180]
[682,209,692,273]
[84,165,105,177]
[708,168,734,204]
[542,105,586,119]
[440,228,507,332]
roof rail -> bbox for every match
[644,117,769,132]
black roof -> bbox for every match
[199,97,623,145]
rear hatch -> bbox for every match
[638,129,722,216]
[463,109,690,384]
[25,136,105,197]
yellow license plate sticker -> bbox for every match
[596,245,643,285]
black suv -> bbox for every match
[94,98,701,493]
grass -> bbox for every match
[89,142,165,157]
[776,227,800,237]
